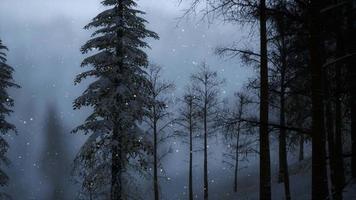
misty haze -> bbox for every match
[0,0,355,200]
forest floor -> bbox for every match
[160,141,356,200]
[220,157,356,200]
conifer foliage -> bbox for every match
[0,39,19,199]
[72,0,159,199]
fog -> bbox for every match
[0,0,259,199]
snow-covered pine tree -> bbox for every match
[72,0,159,199]
[0,39,19,199]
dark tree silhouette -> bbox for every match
[41,104,71,199]
[308,0,329,198]
[0,39,19,200]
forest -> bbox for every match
[0,0,355,199]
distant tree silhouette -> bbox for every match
[40,104,71,199]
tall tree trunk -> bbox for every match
[325,88,336,200]
[299,135,304,161]
[259,0,271,199]
[112,125,122,200]
[309,0,329,199]
[351,63,356,178]
[278,129,285,184]
[112,2,124,199]
[189,103,193,200]
[204,101,208,200]
[278,73,291,200]
[234,114,242,193]
[334,31,345,200]
[277,18,291,200]
[153,106,159,200]
[347,0,356,179]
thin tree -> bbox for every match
[176,87,199,200]
[220,92,252,193]
[191,63,223,200]
[144,64,175,200]
[72,0,159,199]
[0,39,19,200]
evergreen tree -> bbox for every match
[72,0,158,199]
[0,39,19,200]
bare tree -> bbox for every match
[176,87,200,200]
[144,64,175,200]
[191,63,223,200]
[220,92,254,192]
[181,1,272,198]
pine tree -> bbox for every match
[72,1,158,199]
[0,39,19,199]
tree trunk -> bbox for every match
[189,102,193,200]
[112,1,124,198]
[299,135,304,161]
[259,0,271,199]
[325,90,336,200]
[112,125,122,200]
[334,31,345,200]
[309,0,329,199]
[277,18,291,200]
[204,101,208,200]
[234,117,241,193]
[278,73,291,200]
[351,55,356,178]
[153,107,159,200]
[278,131,285,184]
[347,0,356,179]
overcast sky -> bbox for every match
[0,0,255,199]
